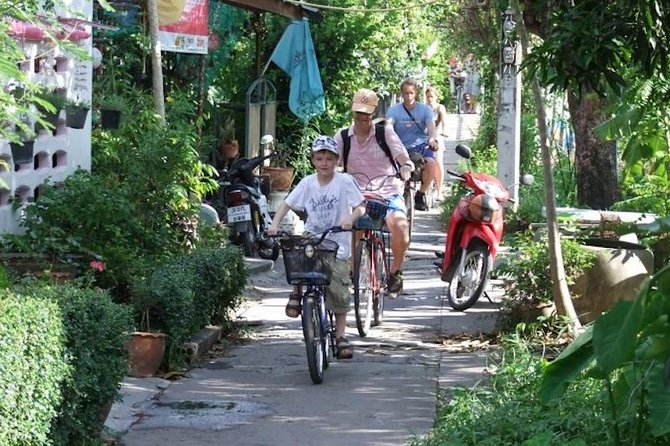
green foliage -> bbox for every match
[496,233,597,305]
[35,285,133,446]
[0,291,68,446]
[611,174,670,217]
[541,264,670,443]
[131,244,247,370]
[410,336,611,446]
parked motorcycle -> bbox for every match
[211,135,279,260]
[439,144,532,311]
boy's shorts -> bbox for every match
[326,258,352,314]
[386,194,407,216]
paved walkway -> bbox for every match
[105,202,503,446]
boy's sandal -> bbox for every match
[285,293,301,318]
[336,337,353,360]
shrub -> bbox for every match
[496,233,597,306]
[38,285,133,445]
[0,291,69,446]
[131,244,248,370]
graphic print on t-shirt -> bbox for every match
[307,192,339,233]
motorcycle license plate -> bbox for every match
[227,204,251,223]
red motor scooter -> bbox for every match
[439,144,532,311]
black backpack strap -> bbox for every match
[342,125,398,173]
[340,128,350,173]
[374,124,399,173]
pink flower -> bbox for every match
[89,260,106,272]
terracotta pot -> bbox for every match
[265,166,295,191]
[125,332,167,377]
[220,139,239,159]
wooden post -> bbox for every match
[146,0,165,121]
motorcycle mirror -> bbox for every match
[520,174,534,186]
[455,144,472,159]
[260,134,274,145]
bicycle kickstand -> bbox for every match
[484,291,494,304]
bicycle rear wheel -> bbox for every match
[353,239,373,337]
[302,295,325,384]
[373,235,388,326]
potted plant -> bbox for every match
[64,98,90,129]
[265,140,295,192]
[35,89,66,135]
[9,116,36,165]
[96,93,125,129]
[126,278,167,377]
[218,116,239,160]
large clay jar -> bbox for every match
[571,239,654,324]
[125,332,167,377]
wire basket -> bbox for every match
[363,196,389,229]
[280,236,339,285]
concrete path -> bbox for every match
[106,203,503,446]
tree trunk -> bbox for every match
[512,0,582,331]
[567,88,619,209]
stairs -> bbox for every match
[442,113,481,173]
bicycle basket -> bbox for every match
[360,196,389,230]
[280,236,339,285]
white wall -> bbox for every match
[0,0,92,233]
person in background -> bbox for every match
[386,78,441,211]
[267,136,365,360]
[334,88,414,297]
[424,85,447,199]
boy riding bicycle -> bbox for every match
[267,136,365,360]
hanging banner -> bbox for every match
[157,0,208,54]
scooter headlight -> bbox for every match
[468,194,500,223]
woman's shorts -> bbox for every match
[326,258,352,314]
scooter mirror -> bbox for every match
[260,134,274,145]
[520,174,534,186]
[455,144,472,159]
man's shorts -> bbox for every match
[386,193,407,217]
[326,259,352,314]
[407,142,436,161]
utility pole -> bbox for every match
[496,6,522,209]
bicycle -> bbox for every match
[403,143,436,237]
[277,227,345,384]
[349,173,396,337]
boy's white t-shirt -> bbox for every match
[285,172,364,260]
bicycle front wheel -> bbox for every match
[353,239,373,337]
[373,235,389,326]
[404,185,415,239]
[302,295,325,384]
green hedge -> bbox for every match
[132,244,248,370]
[0,291,68,446]
[0,285,133,446]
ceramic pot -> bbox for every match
[265,166,294,191]
[125,332,167,377]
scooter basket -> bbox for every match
[280,236,339,286]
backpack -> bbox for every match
[340,124,399,174]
